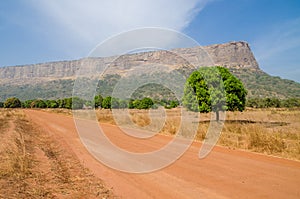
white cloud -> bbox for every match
[28,0,210,49]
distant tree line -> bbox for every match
[1,96,299,110]
[0,96,180,110]
[0,96,300,110]
[246,98,300,108]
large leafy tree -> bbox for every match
[183,66,247,121]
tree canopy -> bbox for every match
[183,66,247,121]
[4,97,22,108]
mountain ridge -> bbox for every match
[0,41,259,84]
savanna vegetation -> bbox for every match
[1,66,299,162]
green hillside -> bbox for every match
[230,68,300,99]
[0,68,299,102]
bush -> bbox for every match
[30,99,47,108]
[23,100,34,108]
[45,100,59,108]
[4,97,22,108]
[130,98,154,109]
[164,100,179,109]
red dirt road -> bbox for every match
[25,110,300,199]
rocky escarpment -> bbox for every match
[203,41,259,69]
[0,41,259,85]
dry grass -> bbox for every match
[94,108,300,161]
[41,108,72,116]
[217,108,300,160]
[96,108,182,135]
[0,109,116,199]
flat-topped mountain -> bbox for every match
[0,41,299,101]
[0,41,259,84]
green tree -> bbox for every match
[138,98,154,109]
[31,99,47,108]
[4,97,22,108]
[23,100,34,108]
[94,95,103,108]
[164,100,179,109]
[102,96,112,109]
[63,98,73,109]
[0,102,3,108]
[128,99,135,109]
[132,99,141,109]
[72,97,84,109]
[183,66,247,121]
[45,100,59,108]
[57,99,65,108]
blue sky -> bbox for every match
[1,0,300,82]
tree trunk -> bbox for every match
[216,111,220,122]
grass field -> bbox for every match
[0,109,115,198]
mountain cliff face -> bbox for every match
[1,41,299,101]
[0,41,259,85]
